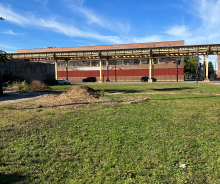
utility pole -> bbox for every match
[176,59,179,82]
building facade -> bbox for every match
[17,41,185,82]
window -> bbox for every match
[116,60,122,65]
[134,59,140,65]
[83,61,90,66]
[123,60,129,65]
[91,60,99,66]
[68,61,75,67]
[109,60,116,66]
[129,59,134,65]
[141,59,149,65]
[57,62,65,67]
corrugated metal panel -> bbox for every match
[58,68,184,78]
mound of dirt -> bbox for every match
[59,85,101,101]
[35,85,101,107]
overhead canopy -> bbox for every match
[7,44,220,61]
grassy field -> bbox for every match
[0,83,220,183]
[50,83,220,94]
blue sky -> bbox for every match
[0,0,219,65]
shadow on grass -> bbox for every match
[152,87,194,92]
[0,91,61,102]
[100,89,143,93]
[0,173,27,184]
[98,87,195,94]
[155,95,218,101]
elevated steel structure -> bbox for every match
[7,44,219,83]
[6,44,220,61]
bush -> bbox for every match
[2,71,30,87]
[28,80,50,91]
[3,80,50,91]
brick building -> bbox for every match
[17,41,185,82]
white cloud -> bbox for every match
[194,0,220,26]
[165,25,191,38]
[0,5,31,26]
[3,0,220,48]
[164,0,220,44]
[67,1,131,35]
[0,4,123,44]
[130,35,162,44]
[0,44,17,50]
[33,0,50,10]
[3,30,16,35]
[1,30,25,35]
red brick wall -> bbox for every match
[17,41,185,53]
[57,64,184,82]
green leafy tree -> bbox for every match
[0,50,9,95]
[184,56,199,77]
[208,62,214,78]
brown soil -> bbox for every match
[35,85,101,107]
[1,85,152,111]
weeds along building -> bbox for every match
[16,41,185,82]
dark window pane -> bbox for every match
[117,60,122,65]
[109,60,116,65]
[129,59,134,65]
[84,61,90,66]
[91,61,99,66]
[68,61,75,67]
[141,59,149,65]
[124,60,129,65]
[134,59,140,65]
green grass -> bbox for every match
[50,83,220,94]
[0,84,220,183]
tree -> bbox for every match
[184,56,199,77]
[208,62,215,78]
[0,50,9,95]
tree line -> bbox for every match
[184,55,215,78]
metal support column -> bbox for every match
[99,59,103,83]
[106,58,110,82]
[148,57,152,83]
[196,49,199,84]
[55,59,58,80]
[65,60,69,80]
[203,55,206,80]
[176,60,179,82]
[204,54,210,82]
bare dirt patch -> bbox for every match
[1,85,152,111]
[37,85,102,106]
[9,85,102,111]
